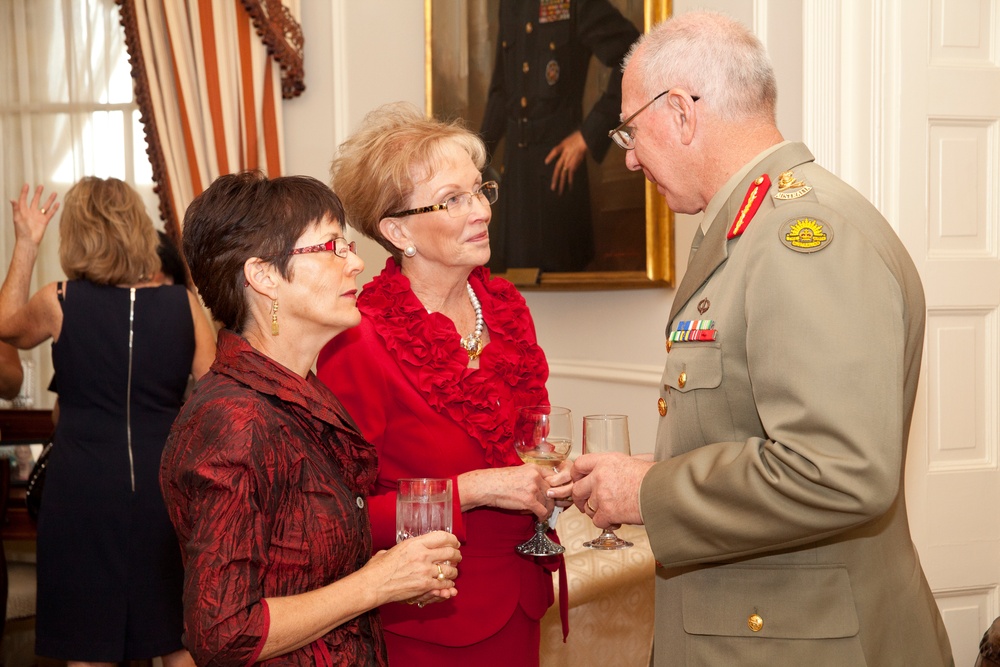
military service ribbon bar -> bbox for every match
[539,0,571,22]
[670,320,718,342]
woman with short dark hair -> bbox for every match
[162,170,461,666]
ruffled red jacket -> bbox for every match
[318,259,554,650]
[161,330,386,667]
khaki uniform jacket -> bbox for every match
[640,142,954,666]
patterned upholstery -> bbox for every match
[540,505,655,666]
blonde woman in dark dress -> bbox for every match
[0,179,215,666]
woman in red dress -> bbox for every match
[318,102,571,666]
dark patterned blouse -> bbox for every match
[160,330,386,667]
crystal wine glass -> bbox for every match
[582,414,633,550]
[513,405,572,556]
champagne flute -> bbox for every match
[582,414,634,550]
[513,405,572,556]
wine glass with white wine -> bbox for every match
[582,414,633,550]
[513,405,572,556]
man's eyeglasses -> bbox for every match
[608,89,700,150]
[286,237,357,259]
[388,181,499,218]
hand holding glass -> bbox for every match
[582,414,633,550]
[513,405,572,556]
[396,478,452,543]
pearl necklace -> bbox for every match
[460,282,484,360]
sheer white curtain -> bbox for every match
[0,0,156,408]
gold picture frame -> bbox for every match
[425,0,674,290]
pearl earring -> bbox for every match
[403,245,417,258]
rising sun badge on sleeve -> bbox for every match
[780,218,833,253]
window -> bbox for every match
[0,0,156,408]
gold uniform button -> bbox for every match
[678,371,687,388]
[666,340,672,353]
[522,62,529,73]
[520,97,528,108]
[525,22,533,33]
[549,41,556,50]
[748,613,763,632]
[657,397,667,416]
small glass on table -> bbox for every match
[513,405,572,557]
[582,414,633,550]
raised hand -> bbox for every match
[10,184,59,247]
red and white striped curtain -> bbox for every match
[115,0,304,237]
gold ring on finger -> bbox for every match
[586,500,597,513]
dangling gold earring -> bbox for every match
[270,298,279,336]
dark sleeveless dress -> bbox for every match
[36,280,195,661]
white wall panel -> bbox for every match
[931,0,994,63]
[926,309,993,468]
[937,587,998,665]
[547,360,662,457]
[927,121,994,257]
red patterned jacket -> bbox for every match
[161,330,386,667]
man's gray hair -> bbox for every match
[624,10,777,123]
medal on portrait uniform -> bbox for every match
[545,60,560,85]
[539,0,571,23]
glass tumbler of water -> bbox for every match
[396,478,453,543]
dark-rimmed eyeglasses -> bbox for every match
[608,89,700,150]
[286,237,357,259]
[388,181,499,218]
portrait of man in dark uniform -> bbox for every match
[480,0,640,273]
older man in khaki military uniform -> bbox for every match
[568,10,955,666]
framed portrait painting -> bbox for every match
[425,0,674,289]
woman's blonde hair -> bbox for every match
[330,101,487,261]
[59,176,160,285]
